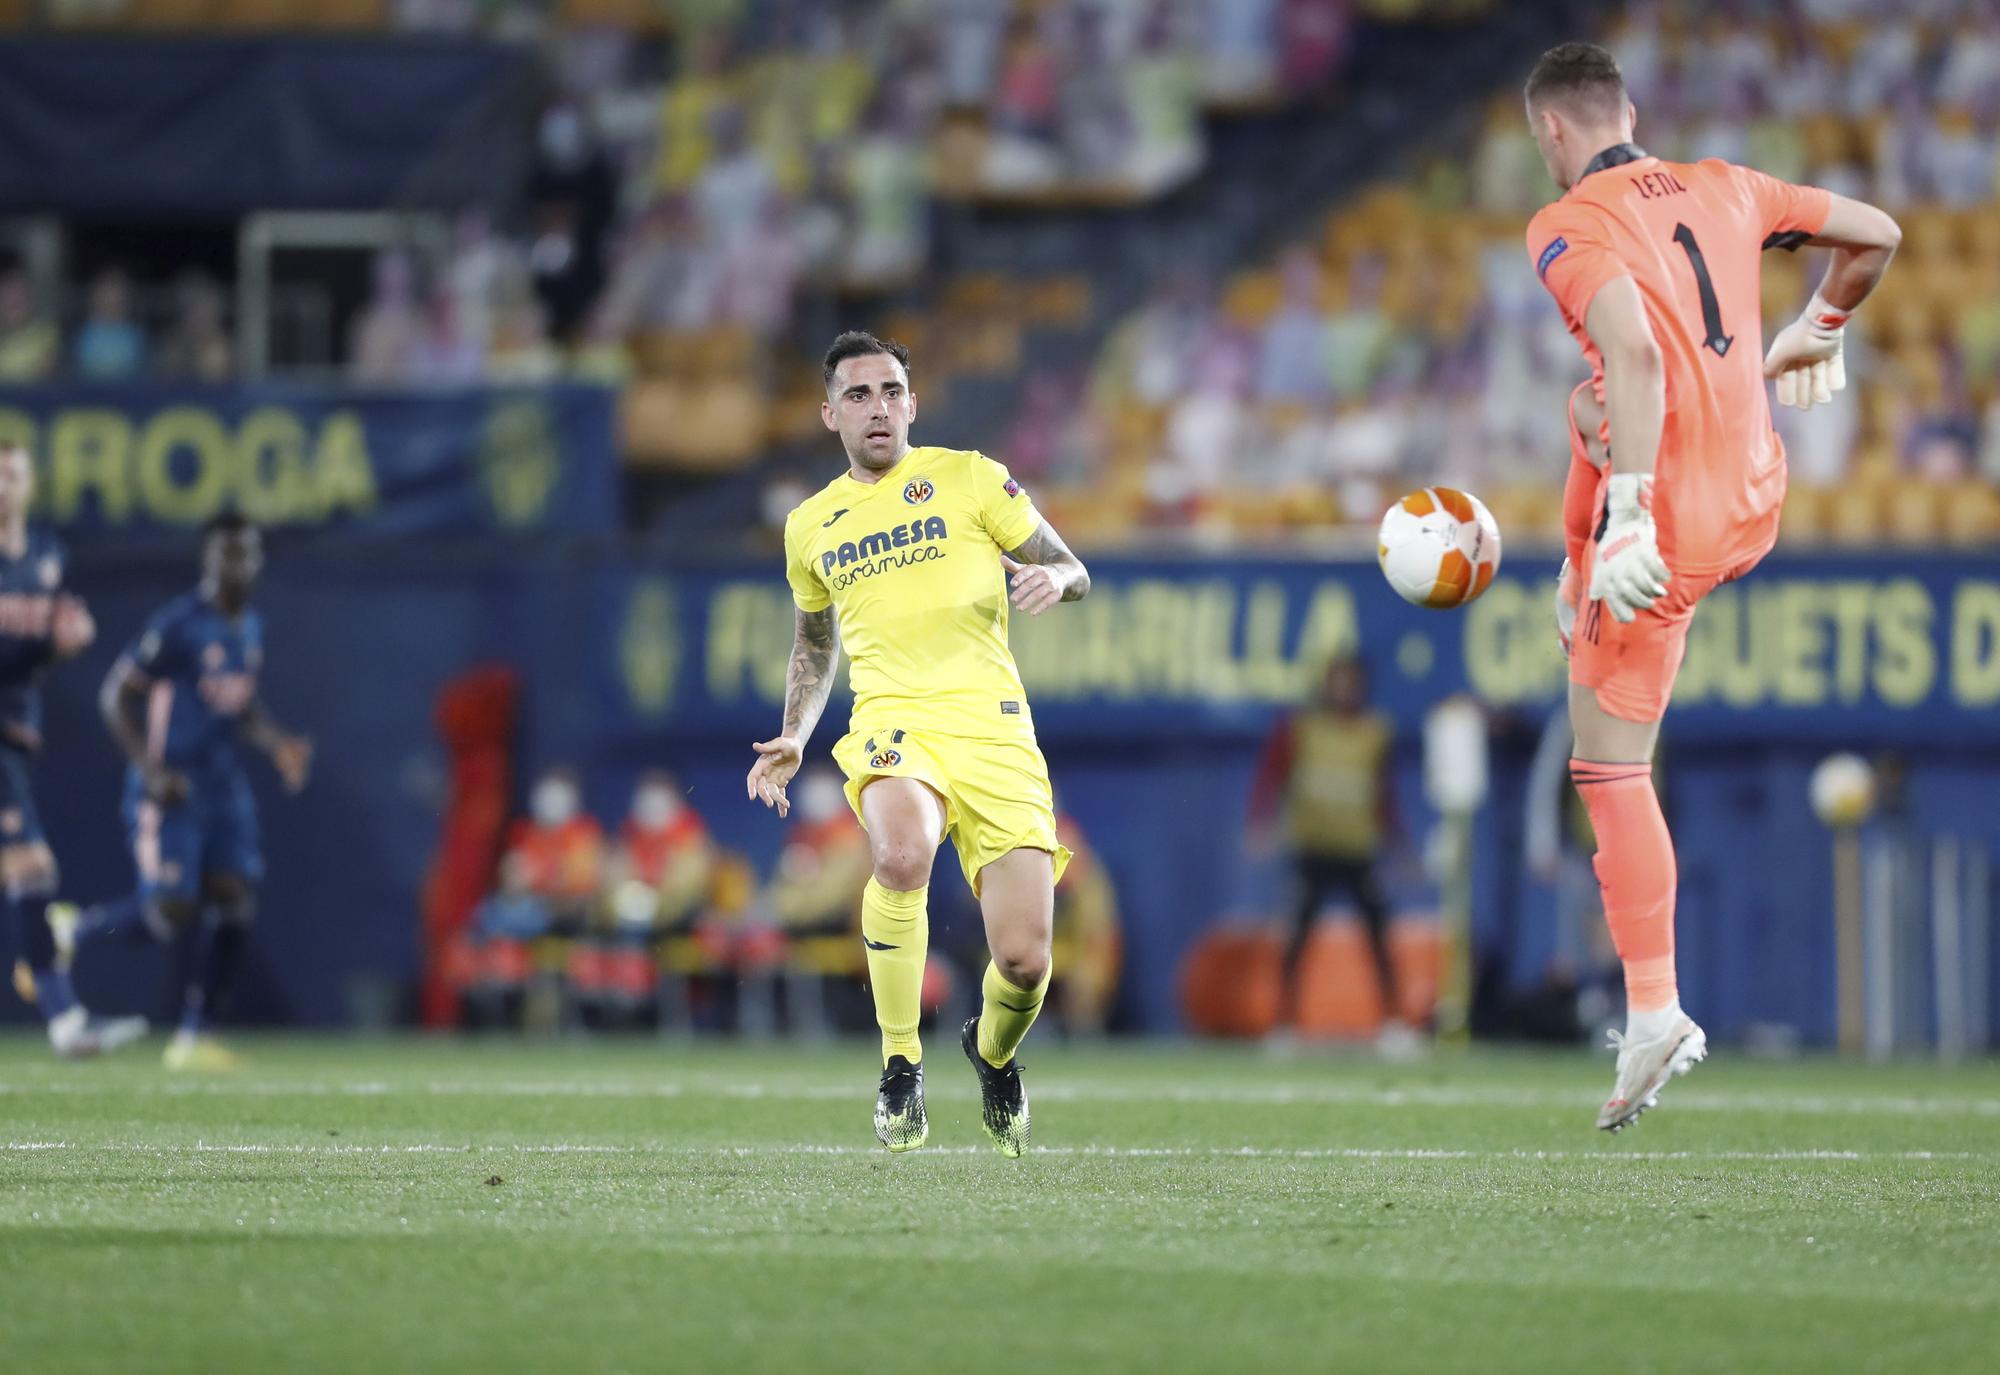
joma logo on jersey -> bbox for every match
[821,516,949,573]
[902,479,935,505]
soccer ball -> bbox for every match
[1377,487,1503,609]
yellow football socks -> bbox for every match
[861,878,928,1065]
[977,961,1050,1067]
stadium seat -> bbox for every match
[1902,207,1955,265]
[1291,915,1441,1038]
[1177,926,1283,1039]
[1780,485,1829,545]
[1939,480,2000,546]
[108,0,212,25]
[1799,111,1849,167]
[1221,271,1284,328]
[1825,482,1891,545]
[212,0,386,28]
[622,377,767,471]
[765,377,830,444]
[930,114,990,199]
[559,0,674,32]
[1884,483,1945,544]
[1022,275,1092,328]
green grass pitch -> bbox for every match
[2,1034,1996,1374]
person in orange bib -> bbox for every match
[1523,42,1901,1131]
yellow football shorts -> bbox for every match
[831,725,1071,896]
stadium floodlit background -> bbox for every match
[2,2,1998,1371]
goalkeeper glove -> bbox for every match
[1763,291,1851,411]
[1590,473,1670,624]
[1555,557,1579,659]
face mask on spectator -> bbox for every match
[532,778,579,827]
[633,785,681,830]
[799,775,844,824]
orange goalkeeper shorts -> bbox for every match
[1570,537,1769,724]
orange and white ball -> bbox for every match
[1377,486,1502,609]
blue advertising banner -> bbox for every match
[599,553,2000,746]
[0,384,619,540]
[21,543,1993,1036]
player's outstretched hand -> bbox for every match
[50,594,95,660]
[274,735,314,794]
[1000,556,1064,616]
[1764,297,1850,412]
[747,735,803,818]
[1589,474,1671,624]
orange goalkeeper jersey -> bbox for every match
[1527,144,1831,575]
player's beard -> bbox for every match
[850,430,904,471]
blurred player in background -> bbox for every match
[746,330,1090,1156]
[767,767,872,1037]
[1046,810,1120,1037]
[58,513,313,1070]
[1248,653,1407,1047]
[0,440,147,1056]
[1524,41,1901,1130]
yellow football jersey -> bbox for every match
[784,446,1041,741]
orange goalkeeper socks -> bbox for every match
[1571,760,1679,1013]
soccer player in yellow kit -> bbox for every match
[745,331,1090,1156]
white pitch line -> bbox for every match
[2,1140,1987,1162]
[3,1077,1999,1119]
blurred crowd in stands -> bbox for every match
[448,761,1120,1036]
[7,0,1993,548]
[1051,0,2000,545]
[0,266,237,384]
[5,0,1361,389]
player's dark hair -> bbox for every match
[203,509,256,542]
[822,331,911,391]
[1524,41,1626,116]
[1324,650,1368,682]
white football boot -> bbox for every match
[1597,1006,1707,1133]
[47,1006,150,1060]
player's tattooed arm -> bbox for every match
[749,606,840,818]
[782,606,841,743]
[100,659,188,806]
[241,699,314,794]
[1001,519,1091,616]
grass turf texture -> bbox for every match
[2,1036,1996,1374]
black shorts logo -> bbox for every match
[1581,600,1604,646]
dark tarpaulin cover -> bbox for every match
[0,39,531,213]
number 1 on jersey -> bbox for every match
[1671,223,1733,358]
